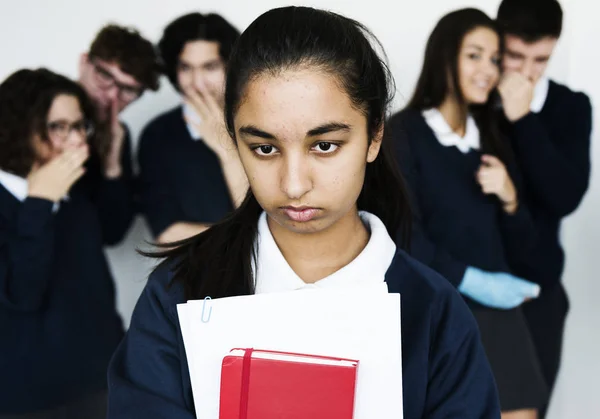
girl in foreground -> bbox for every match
[108,6,500,418]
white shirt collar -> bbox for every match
[0,168,62,212]
[0,169,28,202]
[530,76,550,113]
[422,108,480,154]
[182,102,202,141]
[253,211,397,293]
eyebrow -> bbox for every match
[505,49,526,58]
[238,122,352,140]
[48,118,84,124]
[178,58,222,68]
[466,44,484,51]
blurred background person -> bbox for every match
[0,68,127,418]
[79,24,161,238]
[389,9,546,419]
[496,1,593,417]
[138,13,248,243]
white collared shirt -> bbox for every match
[183,102,202,141]
[530,76,550,113]
[422,108,481,154]
[252,211,397,293]
[0,169,62,213]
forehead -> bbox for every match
[179,40,221,64]
[94,57,141,86]
[235,69,363,137]
[504,35,557,56]
[47,94,83,120]
[462,27,499,49]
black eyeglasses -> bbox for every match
[47,119,94,140]
[91,59,143,102]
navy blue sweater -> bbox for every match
[107,249,500,418]
[137,106,233,238]
[0,135,134,414]
[389,109,535,291]
[504,81,592,291]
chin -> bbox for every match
[267,211,331,235]
[466,95,489,105]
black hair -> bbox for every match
[147,6,412,300]
[158,13,240,92]
[0,68,96,177]
[497,0,563,42]
[407,8,508,161]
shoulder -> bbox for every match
[139,106,183,147]
[386,249,459,297]
[388,108,425,132]
[387,108,428,160]
[549,80,592,111]
[142,259,188,321]
[386,249,477,329]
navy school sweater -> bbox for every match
[107,249,500,418]
[388,109,536,293]
[0,132,134,414]
[503,80,592,292]
[137,106,233,238]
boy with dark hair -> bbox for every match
[79,24,162,240]
[138,13,248,244]
[497,1,593,417]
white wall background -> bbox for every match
[0,0,597,417]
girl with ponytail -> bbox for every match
[108,6,500,418]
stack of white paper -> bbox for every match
[178,283,403,419]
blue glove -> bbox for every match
[458,266,540,310]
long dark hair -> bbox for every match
[147,6,412,300]
[0,68,96,177]
[407,8,508,161]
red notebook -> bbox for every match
[219,348,358,419]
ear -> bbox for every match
[366,124,384,163]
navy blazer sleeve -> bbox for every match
[137,124,184,238]
[0,198,55,312]
[389,115,468,287]
[87,124,135,245]
[511,93,592,216]
[426,282,500,418]
[497,157,538,267]
[108,265,195,418]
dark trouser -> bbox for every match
[523,284,569,419]
[0,391,107,419]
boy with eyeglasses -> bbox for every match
[78,24,161,241]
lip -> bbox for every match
[281,206,320,222]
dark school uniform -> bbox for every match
[107,212,501,418]
[502,78,592,414]
[137,106,233,238]
[0,157,132,414]
[389,107,548,410]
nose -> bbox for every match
[280,153,312,200]
[521,59,536,82]
[105,85,119,102]
[193,70,208,92]
[483,60,499,78]
[65,129,86,148]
